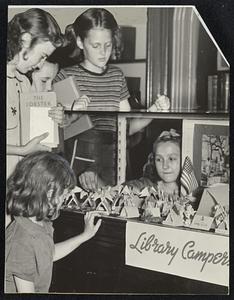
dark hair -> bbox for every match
[8,8,64,61]
[65,8,121,61]
[143,129,181,181]
[7,151,77,221]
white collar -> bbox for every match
[7,64,25,82]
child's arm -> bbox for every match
[53,211,102,262]
[7,132,51,156]
[13,276,35,293]
[128,95,171,136]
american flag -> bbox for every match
[180,156,199,196]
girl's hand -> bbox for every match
[79,171,105,192]
[48,104,69,127]
[155,94,170,110]
[83,211,102,240]
[22,132,51,155]
[149,94,170,112]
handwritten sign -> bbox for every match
[126,221,229,286]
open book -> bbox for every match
[20,92,59,148]
[53,76,90,110]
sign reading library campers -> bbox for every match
[125,221,229,286]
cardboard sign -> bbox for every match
[126,221,229,286]
[190,184,229,231]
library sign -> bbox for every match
[125,221,229,286]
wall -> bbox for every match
[8,6,147,103]
[8,6,147,59]
[116,62,146,104]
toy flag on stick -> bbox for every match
[181,156,199,196]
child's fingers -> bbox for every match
[79,173,91,191]
[80,172,98,191]
[48,106,64,117]
[94,218,102,231]
[37,144,51,152]
[35,132,49,142]
[85,172,96,191]
[84,211,100,221]
[155,96,170,110]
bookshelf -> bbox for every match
[110,59,146,64]
[207,71,230,113]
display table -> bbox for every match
[50,209,228,294]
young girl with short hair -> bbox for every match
[5,151,101,293]
[127,129,181,195]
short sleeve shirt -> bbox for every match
[54,64,130,110]
[54,64,130,131]
[5,217,55,293]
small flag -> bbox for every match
[181,156,199,195]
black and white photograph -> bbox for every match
[4,3,230,295]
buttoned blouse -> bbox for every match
[7,65,31,177]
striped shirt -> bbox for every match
[54,64,130,131]
[54,64,129,110]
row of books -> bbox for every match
[207,72,230,112]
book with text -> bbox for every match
[20,92,59,148]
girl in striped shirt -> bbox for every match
[54,8,169,190]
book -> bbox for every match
[212,75,218,111]
[207,75,213,111]
[208,72,229,112]
[63,114,93,140]
[20,92,59,148]
[218,72,230,112]
[207,75,218,111]
[53,76,89,110]
[224,73,230,111]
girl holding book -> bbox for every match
[7,8,66,178]
[5,151,101,293]
[54,8,169,190]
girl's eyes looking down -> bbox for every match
[155,155,179,163]
[92,42,112,49]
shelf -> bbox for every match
[73,110,229,120]
[117,110,229,120]
[109,59,146,64]
[51,210,228,294]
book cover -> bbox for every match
[53,76,88,110]
[63,114,93,140]
[20,92,59,148]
